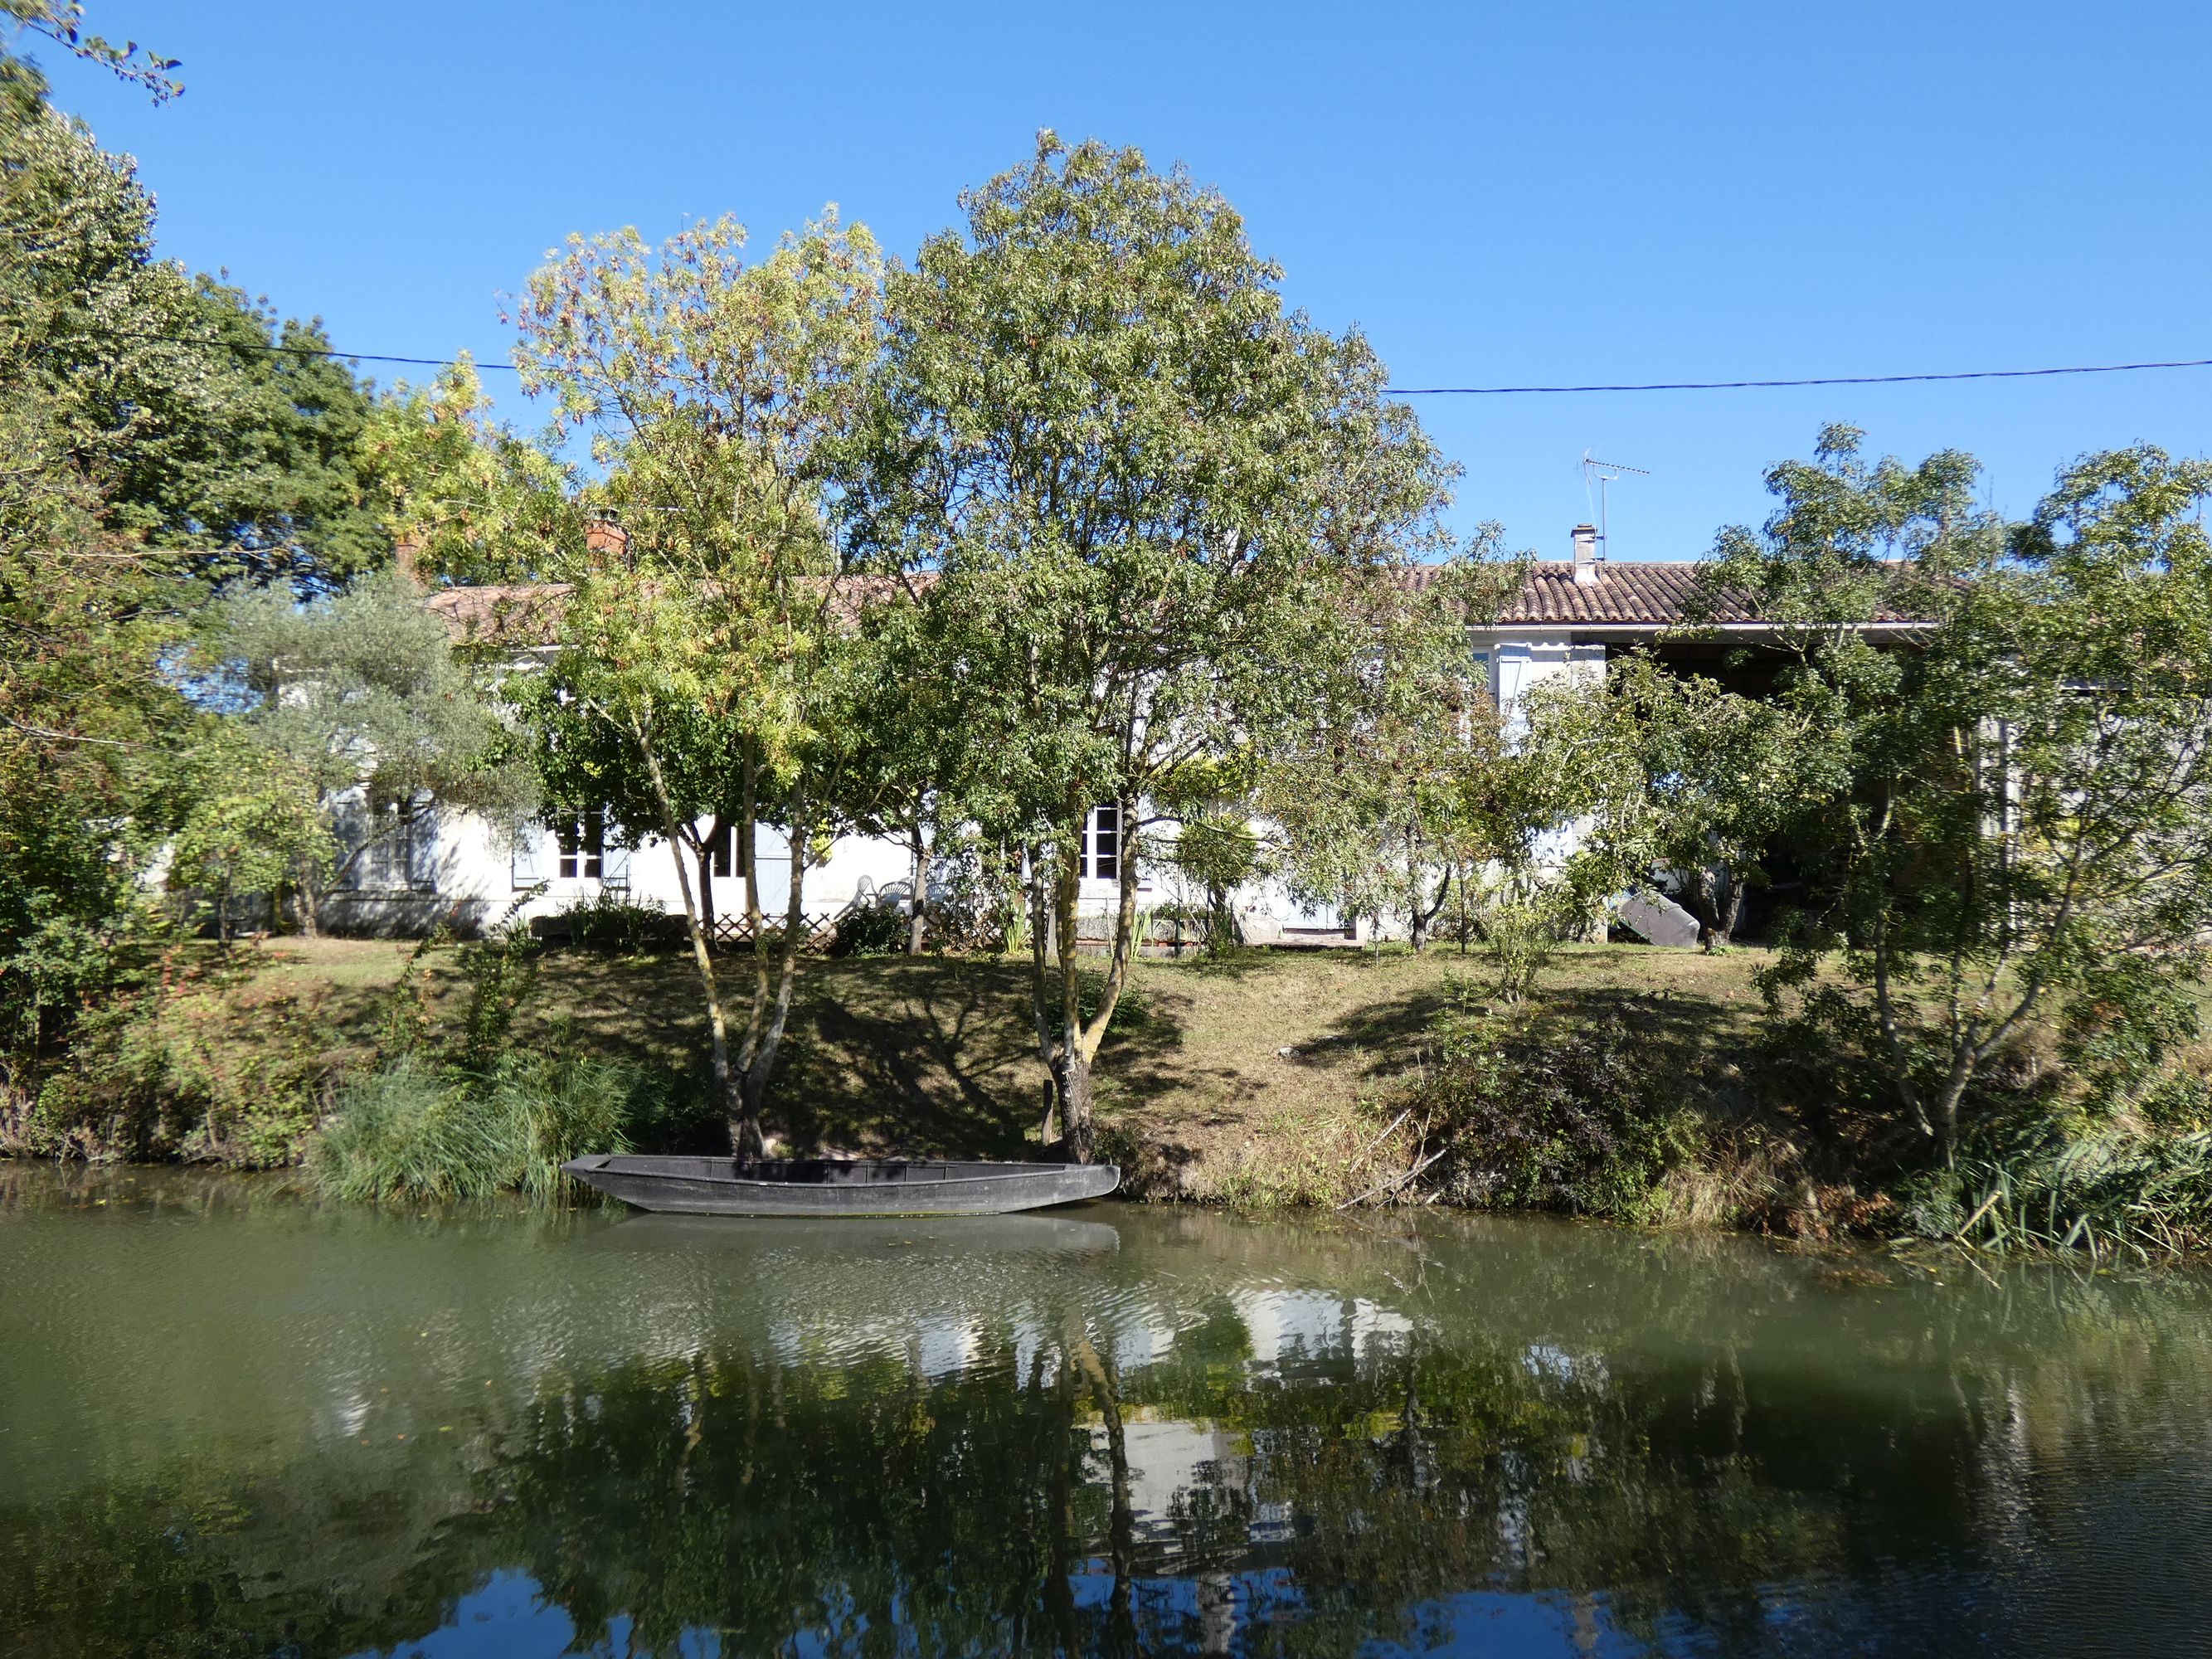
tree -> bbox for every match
[1562,654,1844,950]
[1733,431,2212,1155]
[2,2,180,120]
[169,759,332,945]
[361,358,584,586]
[197,570,537,934]
[513,212,886,1157]
[2,104,385,592]
[847,134,1461,1159]
[1264,552,1519,953]
[1,37,195,1061]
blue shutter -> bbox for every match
[410,804,436,891]
[511,820,547,887]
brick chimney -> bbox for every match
[393,529,422,586]
[1571,522,1601,586]
[585,507,630,565]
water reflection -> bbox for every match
[2,1169,2210,1657]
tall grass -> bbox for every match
[307,1053,663,1204]
[1903,1125,2212,1262]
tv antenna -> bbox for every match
[1581,452,1650,562]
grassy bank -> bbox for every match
[7,937,2208,1252]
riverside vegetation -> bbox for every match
[6,7,2212,1262]
[9,927,2209,1262]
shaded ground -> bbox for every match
[214,937,1782,1199]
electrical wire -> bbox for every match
[1385,358,2212,395]
[66,326,2212,394]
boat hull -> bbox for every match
[560,1155,1122,1217]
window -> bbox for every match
[340,796,438,893]
[557,810,605,880]
[708,820,746,878]
[1084,804,1120,882]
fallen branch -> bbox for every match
[1337,1144,1449,1211]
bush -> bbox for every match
[547,889,670,951]
[306,1053,665,1204]
[1899,1111,2212,1261]
[5,955,329,1166]
[829,900,908,958]
[1395,998,1695,1221]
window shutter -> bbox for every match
[406,803,440,892]
[512,820,546,887]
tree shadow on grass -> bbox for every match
[771,959,1190,1159]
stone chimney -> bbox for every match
[1571,522,1601,586]
[585,507,630,565]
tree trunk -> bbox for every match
[1053,845,1092,1161]
[296,869,321,939]
[907,824,931,956]
[696,834,716,935]
[736,791,809,1155]
[635,722,753,1159]
[1690,864,1744,951]
[1051,1044,1096,1164]
[1027,844,1061,1146]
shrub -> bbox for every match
[306,1053,664,1204]
[1394,997,1696,1221]
[549,889,669,951]
[829,900,908,958]
[6,956,329,1166]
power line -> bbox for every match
[1385,358,2212,395]
[61,326,2212,395]
[79,328,520,371]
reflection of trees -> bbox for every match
[7,1189,2212,1657]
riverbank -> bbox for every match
[7,937,2207,1249]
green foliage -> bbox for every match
[306,1053,661,1204]
[1534,653,1843,948]
[6,955,330,1165]
[549,888,669,953]
[168,763,333,941]
[450,917,541,1068]
[360,359,582,584]
[197,567,537,922]
[2,2,181,119]
[1902,1114,2212,1261]
[1265,546,1524,951]
[1401,995,1696,1221]
[828,900,908,958]
[848,132,1464,1150]
[513,209,889,1151]
[1,103,382,587]
[1730,429,2212,1154]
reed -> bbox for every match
[307,1053,661,1204]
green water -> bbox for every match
[2,1169,2209,1657]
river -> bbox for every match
[2,1166,2208,1657]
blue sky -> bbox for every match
[34,1,2212,562]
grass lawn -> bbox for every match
[213,937,1784,1201]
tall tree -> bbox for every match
[198,570,537,934]
[847,134,1461,1159]
[513,213,886,1157]
[1733,431,2212,1155]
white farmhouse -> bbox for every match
[314,524,1917,945]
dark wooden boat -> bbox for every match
[560,1154,1121,1217]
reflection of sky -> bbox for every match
[367,1569,1665,1658]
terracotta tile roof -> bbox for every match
[423,583,573,646]
[1405,559,1933,628]
[426,560,1931,645]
